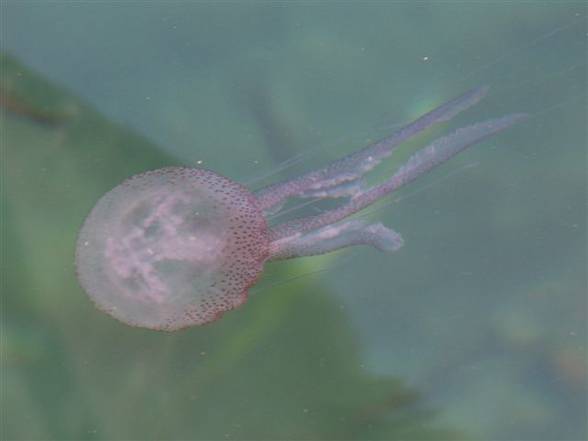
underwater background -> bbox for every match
[2,2,586,440]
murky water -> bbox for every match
[3,2,586,440]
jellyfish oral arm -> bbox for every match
[268,220,403,260]
[254,86,489,213]
[267,113,527,260]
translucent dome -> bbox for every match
[76,167,269,331]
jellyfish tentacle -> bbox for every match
[255,86,490,213]
[268,219,403,260]
[269,113,527,243]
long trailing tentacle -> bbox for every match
[255,86,489,212]
[268,113,527,247]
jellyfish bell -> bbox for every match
[76,87,526,331]
[75,167,270,331]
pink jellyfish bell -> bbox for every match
[75,168,270,331]
[76,87,525,331]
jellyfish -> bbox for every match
[75,86,525,331]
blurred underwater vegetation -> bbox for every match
[2,53,467,440]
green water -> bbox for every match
[2,2,586,440]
